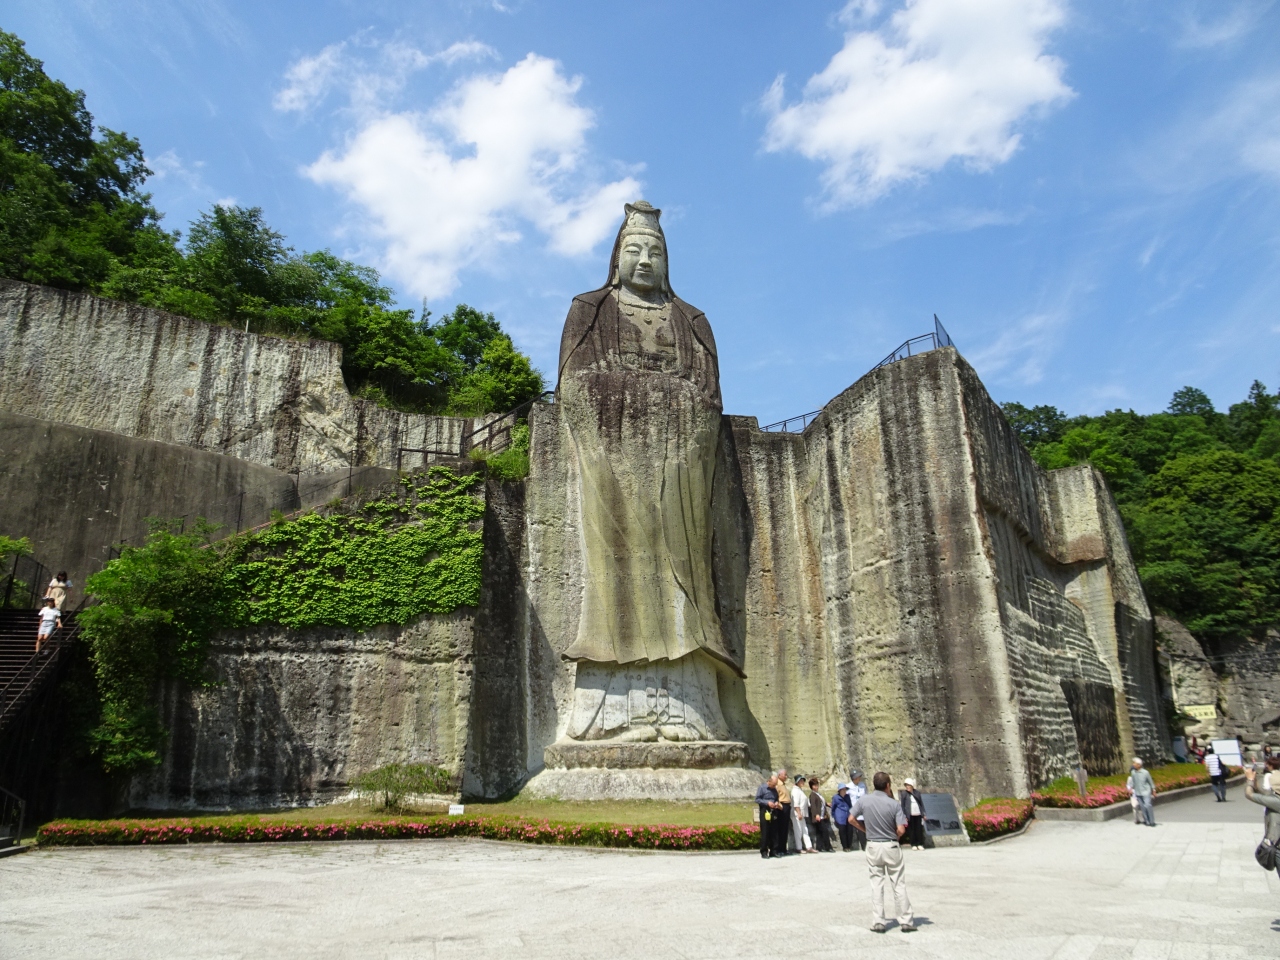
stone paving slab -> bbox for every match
[2,813,1278,958]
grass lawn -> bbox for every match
[1036,762,1208,797]
[97,796,756,829]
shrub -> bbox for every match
[470,421,530,481]
[962,798,1033,842]
[352,764,453,810]
[1031,762,1218,808]
[37,815,761,852]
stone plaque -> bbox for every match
[1184,704,1217,721]
[920,792,964,836]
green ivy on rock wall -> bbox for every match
[77,466,485,775]
[226,468,484,628]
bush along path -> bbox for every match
[1030,763,1221,809]
[37,815,761,852]
[961,798,1035,842]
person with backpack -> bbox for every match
[1205,747,1227,802]
[1244,766,1280,875]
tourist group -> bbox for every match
[755,769,921,933]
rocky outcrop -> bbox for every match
[1158,616,1280,744]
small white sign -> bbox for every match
[1184,704,1217,721]
[1211,739,1243,767]
[448,804,465,816]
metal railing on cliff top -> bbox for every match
[762,315,956,433]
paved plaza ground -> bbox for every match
[2,784,1277,959]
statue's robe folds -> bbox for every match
[557,287,743,690]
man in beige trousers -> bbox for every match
[850,771,916,934]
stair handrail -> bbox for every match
[0,619,77,734]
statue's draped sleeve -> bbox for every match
[555,287,741,676]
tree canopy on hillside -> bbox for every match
[0,31,543,415]
[1003,381,1280,643]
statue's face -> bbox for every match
[618,233,666,294]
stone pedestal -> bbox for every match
[524,739,760,801]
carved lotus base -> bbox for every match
[544,738,750,771]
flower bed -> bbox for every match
[1030,762,1231,808]
[961,798,1034,842]
[37,814,760,851]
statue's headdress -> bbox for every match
[605,200,673,295]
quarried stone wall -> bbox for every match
[0,280,469,475]
[517,347,1166,806]
[0,411,396,591]
[128,474,533,809]
[132,614,476,810]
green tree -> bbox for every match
[1000,402,1070,448]
[1128,451,1280,641]
[431,303,502,370]
[0,30,169,290]
[447,334,545,416]
[1167,386,1215,419]
[76,521,235,773]
[0,29,544,416]
[1224,380,1280,452]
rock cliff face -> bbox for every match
[0,281,469,474]
[517,348,1165,806]
[0,280,471,584]
[1158,616,1280,744]
[0,281,1168,809]
[132,615,476,810]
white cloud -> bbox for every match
[274,39,497,114]
[148,149,207,190]
[1147,74,1280,190]
[274,43,348,113]
[967,311,1064,386]
[1176,1,1273,49]
[303,52,641,298]
[763,0,1074,206]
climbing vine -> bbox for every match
[77,466,485,774]
[224,467,484,627]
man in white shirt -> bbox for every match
[790,776,815,853]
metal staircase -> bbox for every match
[0,608,77,738]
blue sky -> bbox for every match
[8,1,1280,424]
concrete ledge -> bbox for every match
[0,842,32,859]
[1033,777,1241,821]
[543,739,750,771]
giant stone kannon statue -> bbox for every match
[556,201,745,746]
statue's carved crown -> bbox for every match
[621,200,663,240]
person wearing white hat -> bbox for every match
[898,778,926,850]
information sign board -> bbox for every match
[920,793,964,836]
